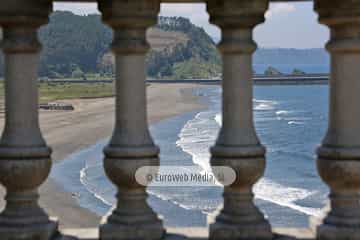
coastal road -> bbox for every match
[43,74,329,85]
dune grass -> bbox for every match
[0,82,115,104]
[39,82,114,103]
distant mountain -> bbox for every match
[36,12,221,79]
[0,12,330,79]
[38,11,112,78]
[100,16,222,79]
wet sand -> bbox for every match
[0,83,206,229]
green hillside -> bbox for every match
[38,12,112,78]
[36,12,221,79]
[0,11,330,79]
[146,17,221,79]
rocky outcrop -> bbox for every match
[292,68,306,75]
[264,66,283,76]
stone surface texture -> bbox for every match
[0,0,58,239]
[59,227,316,240]
[97,1,165,240]
[207,1,273,239]
[315,0,360,239]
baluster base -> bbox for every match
[0,217,58,240]
[210,155,272,240]
[0,156,57,240]
[100,221,164,240]
[317,156,360,240]
[317,224,360,240]
[100,200,164,240]
[100,155,165,240]
[210,220,272,240]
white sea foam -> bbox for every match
[147,189,199,211]
[288,121,304,125]
[80,164,114,207]
[254,99,278,111]
[176,111,219,171]
[276,110,290,115]
[275,110,312,123]
[215,114,221,126]
[255,179,321,217]
[75,92,321,218]
[176,98,321,217]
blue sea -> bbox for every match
[51,83,329,228]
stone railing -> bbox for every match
[0,0,359,240]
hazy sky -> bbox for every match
[54,2,329,49]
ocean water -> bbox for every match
[51,84,329,228]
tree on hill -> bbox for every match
[264,66,283,76]
[36,12,221,79]
[292,68,306,75]
[146,16,221,78]
[38,11,112,77]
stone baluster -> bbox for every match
[97,1,164,240]
[207,1,272,239]
[0,1,58,240]
[315,1,360,239]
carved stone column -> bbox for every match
[0,1,58,240]
[97,1,164,240]
[315,1,360,239]
[207,1,272,239]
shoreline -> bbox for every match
[44,73,330,86]
[45,83,330,229]
[0,83,208,229]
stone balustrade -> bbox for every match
[0,1,58,240]
[314,1,360,240]
[0,0,358,240]
[98,1,165,240]
[207,1,272,239]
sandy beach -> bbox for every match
[0,83,206,229]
